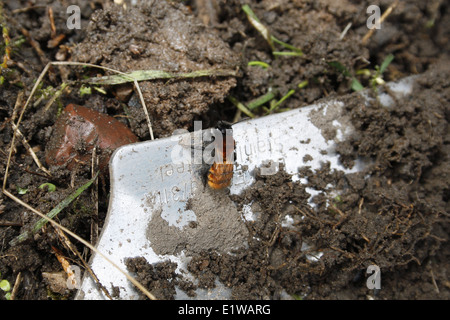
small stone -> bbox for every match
[45,104,139,171]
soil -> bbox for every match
[146,187,248,257]
[0,0,449,300]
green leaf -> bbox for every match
[379,54,394,75]
[17,186,28,195]
[39,183,56,192]
[247,61,270,69]
[355,69,371,77]
[79,85,92,97]
[328,61,351,77]
[0,279,11,292]
[351,78,364,92]
[297,80,308,89]
[291,293,303,300]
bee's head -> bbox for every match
[216,120,233,136]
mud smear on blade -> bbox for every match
[146,189,248,256]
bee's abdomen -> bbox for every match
[207,161,234,189]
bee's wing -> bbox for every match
[173,132,214,187]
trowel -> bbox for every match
[76,76,416,300]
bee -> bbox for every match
[206,121,235,190]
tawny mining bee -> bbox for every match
[206,121,235,190]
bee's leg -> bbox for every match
[199,165,209,192]
[202,174,207,192]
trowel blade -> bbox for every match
[76,76,416,300]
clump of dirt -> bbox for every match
[72,0,239,138]
[124,257,193,300]
[146,188,248,256]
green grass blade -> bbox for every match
[269,89,295,113]
[242,4,274,50]
[242,4,260,22]
[228,96,256,118]
[351,78,364,91]
[82,69,238,85]
[242,5,302,56]
[379,53,394,74]
[272,51,303,57]
[247,61,270,69]
[297,80,308,89]
[247,90,277,110]
[271,36,303,55]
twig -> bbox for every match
[331,206,350,229]
[90,147,99,248]
[358,197,364,215]
[430,268,440,294]
[82,69,238,85]
[43,82,68,112]
[47,6,56,39]
[20,27,49,67]
[11,5,46,14]
[0,220,22,227]
[339,22,352,40]
[10,90,24,123]
[329,246,355,258]
[428,261,440,294]
[294,205,334,226]
[0,3,12,69]
[133,77,154,140]
[2,59,154,296]
[53,225,112,300]
[10,123,51,176]
[54,61,155,140]
[9,272,22,300]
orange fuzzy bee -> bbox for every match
[206,121,235,190]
